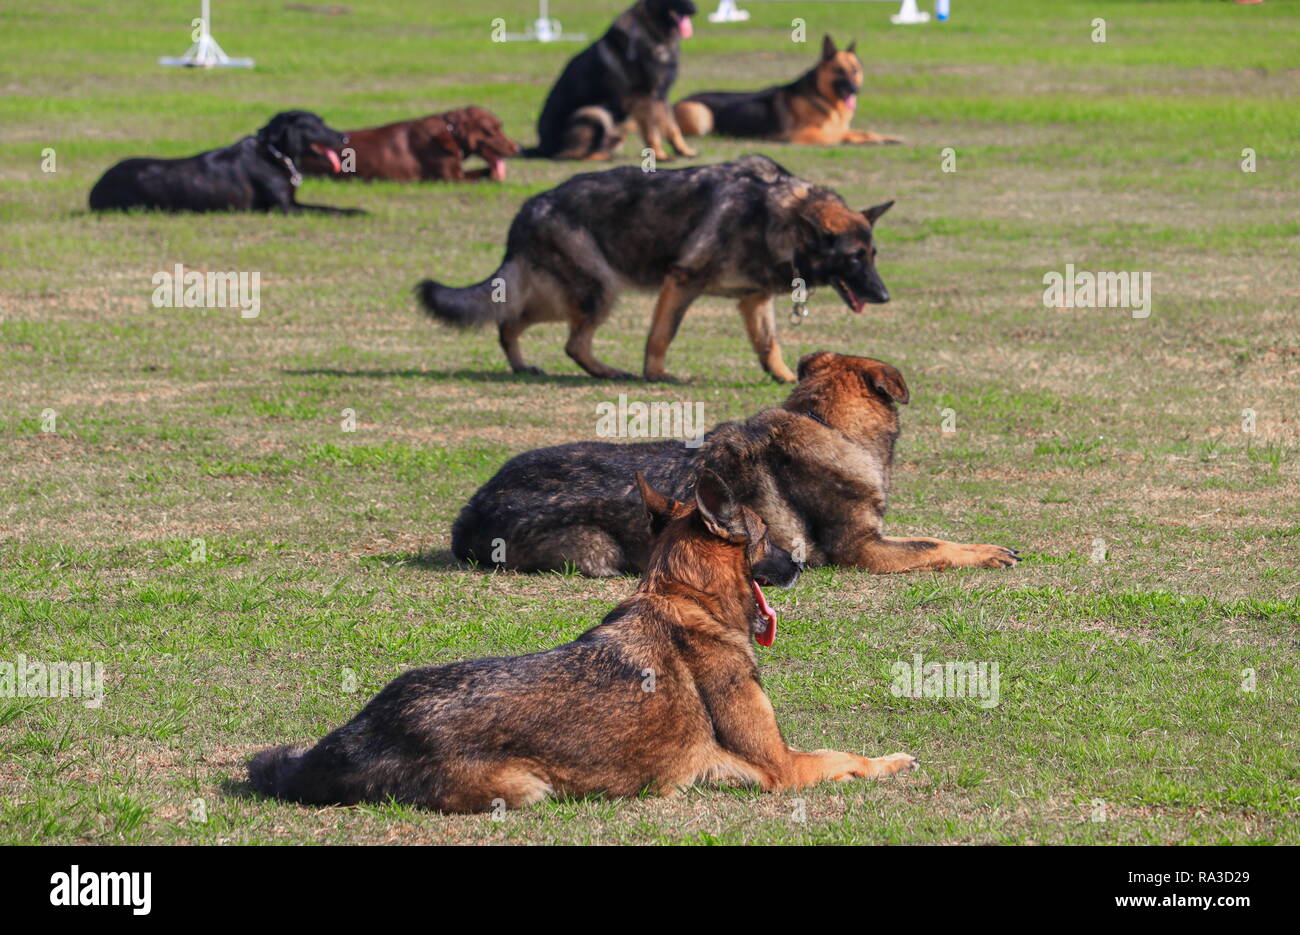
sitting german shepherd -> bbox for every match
[453,351,1020,576]
[417,155,892,383]
[249,472,917,811]
[675,36,902,146]
[526,0,697,161]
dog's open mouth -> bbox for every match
[672,12,693,39]
[311,142,342,174]
[485,154,507,181]
[833,278,867,314]
[752,579,777,646]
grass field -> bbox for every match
[1,0,1297,845]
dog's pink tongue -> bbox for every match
[678,15,693,39]
[489,157,506,181]
[324,148,342,174]
[752,580,777,647]
[845,94,858,112]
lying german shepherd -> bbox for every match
[249,472,917,811]
[417,155,892,382]
[454,351,1020,576]
[89,111,362,214]
[675,35,902,146]
[527,0,697,161]
[300,106,519,182]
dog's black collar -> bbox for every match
[796,409,831,429]
[263,141,302,187]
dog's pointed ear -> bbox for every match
[847,40,857,54]
[821,34,837,60]
[862,359,909,404]
[796,350,836,382]
[862,200,894,225]
[695,470,747,543]
[636,472,681,537]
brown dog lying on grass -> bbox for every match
[453,351,1021,576]
[300,106,520,182]
[248,472,917,811]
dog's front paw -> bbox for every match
[871,752,919,777]
[643,369,683,384]
[817,749,918,781]
[968,544,1019,568]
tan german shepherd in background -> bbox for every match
[675,35,902,145]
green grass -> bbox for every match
[0,0,1297,844]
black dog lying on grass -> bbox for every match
[89,110,364,214]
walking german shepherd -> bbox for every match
[416,155,893,383]
[453,351,1020,576]
[527,0,697,161]
[249,472,917,811]
[674,35,902,146]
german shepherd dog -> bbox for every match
[299,106,520,182]
[526,0,698,161]
[416,155,892,383]
[674,35,902,146]
[453,351,1020,576]
[89,111,363,214]
[249,472,917,811]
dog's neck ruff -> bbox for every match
[645,578,765,646]
[264,141,303,187]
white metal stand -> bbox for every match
[706,0,932,26]
[501,0,587,42]
[160,0,254,68]
[709,0,750,23]
[890,0,930,24]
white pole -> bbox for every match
[160,0,255,67]
[502,0,586,42]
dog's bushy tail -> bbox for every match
[247,745,311,800]
[415,264,517,329]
